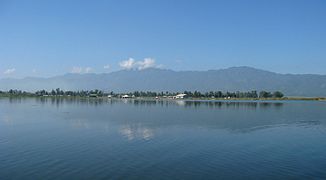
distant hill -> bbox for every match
[1,66,326,97]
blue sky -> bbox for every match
[0,0,326,78]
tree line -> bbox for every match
[0,89,284,98]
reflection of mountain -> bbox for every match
[1,67,326,96]
[2,98,326,133]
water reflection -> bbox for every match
[70,119,90,129]
[120,125,154,141]
[1,97,326,179]
[1,97,326,134]
[3,97,285,110]
[1,115,13,126]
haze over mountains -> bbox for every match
[1,66,326,97]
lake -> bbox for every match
[1,97,326,179]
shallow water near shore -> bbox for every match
[1,97,326,179]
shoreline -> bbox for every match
[0,95,325,101]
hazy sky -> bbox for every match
[1,0,326,78]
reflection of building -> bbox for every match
[175,100,185,106]
[174,94,187,99]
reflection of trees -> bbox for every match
[127,99,284,110]
[181,101,283,110]
[2,97,325,135]
[8,97,23,103]
[119,99,284,110]
[34,97,112,107]
[5,97,285,110]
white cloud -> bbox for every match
[71,67,93,74]
[119,58,160,70]
[119,58,136,70]
[137,58,156,70]
[3,68,16,75]
[103,65,110,69]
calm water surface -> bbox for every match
[1,98,326,179]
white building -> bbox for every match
[121,95,130,98]
[175,93,187,99]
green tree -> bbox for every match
[273,91,284,98]
[259,91,272,98]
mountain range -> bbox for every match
[1,66,326,97]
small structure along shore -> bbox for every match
[174,94,187,99]
[121,95,130,98]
